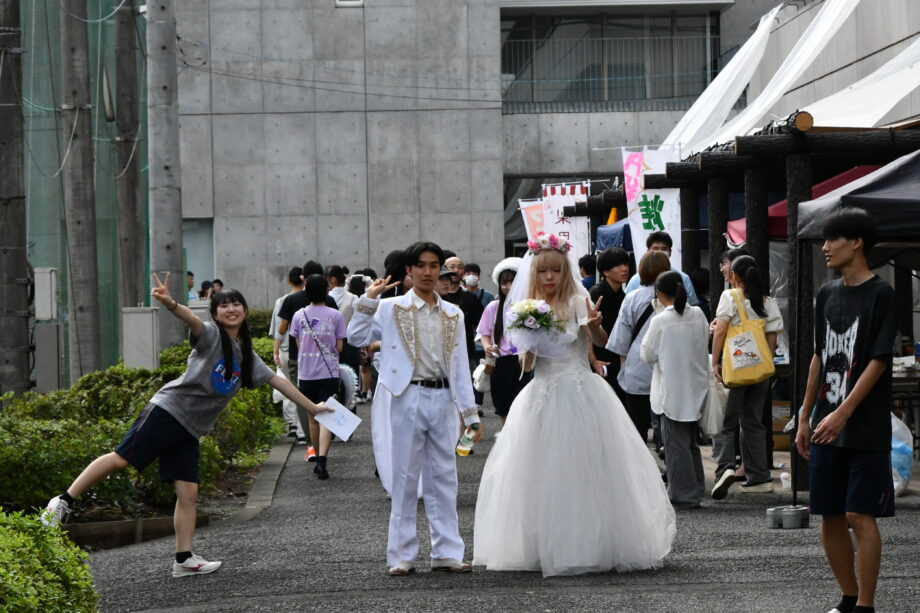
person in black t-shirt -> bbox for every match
[589,247,631,402]
[796,208,895,613]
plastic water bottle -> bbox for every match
[456,424,479,456]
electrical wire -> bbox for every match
[52,106,80,178]
[180,62,502,106]
[114,127,141,179]
[54,0,130,25]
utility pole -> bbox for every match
[0,2,31,399]
[147,0,184,347]
[115,0,144,308]
[59,0,102,379]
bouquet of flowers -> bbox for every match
[505,299,573,359]
[507,299,565,333]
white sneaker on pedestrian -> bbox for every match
[739,480,774,494]
[172,554,222,577]
[41,496,71,527]
[711,469,737,500]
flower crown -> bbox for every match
[527,232,572,255]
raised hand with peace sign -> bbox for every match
[584,295,608,347]
[365,275,400,300]
[151,272,178,311]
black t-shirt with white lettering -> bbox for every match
[811,275,895,451]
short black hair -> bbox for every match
[404,241,446,267]
[720,247,749,264]
[822,207,878,256]
[578,254,596,275]
[442,249,456,260]
[348,275,366,296]
[305,274,328,304]
[302,260,323,277]
[288,266,303,285]
[465,263,481,275]
[646,231,672,250]
[187,271,194,276]
[211,278,223,286]
[646,231,673,250]
[596,247,630,273]
[689,267,710,295]
[325,265,347,285]
[362,268,378,280]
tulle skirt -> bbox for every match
[473,367,676,576]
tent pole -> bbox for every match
[707,178,729,313]
[680,185,700,273]
[786,153,813,504]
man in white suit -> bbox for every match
[348,241,483,576]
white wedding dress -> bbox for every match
[473,297,676,577]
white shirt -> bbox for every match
[640,305,710,421]
[410,289,448,381]
[715,290,784,333]
[269,291,296,352]
[329,286,357,325]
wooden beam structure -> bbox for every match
[744,167,770,289]
[735,130,920,156]
[680,186,700,274]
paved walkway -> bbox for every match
[88,403,920,612]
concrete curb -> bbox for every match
[222,435,293,523]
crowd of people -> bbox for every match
[41,208,895,613]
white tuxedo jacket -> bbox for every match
[347,292,479,426]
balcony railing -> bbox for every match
[502,36,719,112]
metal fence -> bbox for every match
[502,36,718,105]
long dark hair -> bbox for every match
[209,289,254,388]
[730,255,768,317]
[492,268,517,347]
[655,271,687,315]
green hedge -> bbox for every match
[0,338,283,516]
[246,309,274,338]
[0,510,97,612]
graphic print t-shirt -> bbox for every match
[289,305,347,381]
[811,276,896,451]
[151,322,275,439]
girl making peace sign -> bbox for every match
[42,273,332,577]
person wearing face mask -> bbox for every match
[439,265,486,414]
[462,263,494,307]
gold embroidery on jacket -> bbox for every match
[440,310,460,371]
[393,303,419,366]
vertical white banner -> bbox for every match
[541,182,592,270]
[622,147,683,271]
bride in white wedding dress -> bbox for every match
[473,236,676,577]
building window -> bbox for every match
[501,12,720,108]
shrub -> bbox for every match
[159,336,275,371]
[0,509,98,612]
[246,309,274,338]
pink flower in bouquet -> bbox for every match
[536,302,550,314]
[523,316,539,329]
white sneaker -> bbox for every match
[171,553,222,577]
[41,496,71,527]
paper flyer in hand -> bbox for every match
[315,396,361,441]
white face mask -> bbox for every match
[463,274,479,286]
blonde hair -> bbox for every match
[527,249,579,319]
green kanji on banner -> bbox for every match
[638,194,665,231]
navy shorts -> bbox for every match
[115,404,200,483]
[808,443,894,518]
[298,377,339,404]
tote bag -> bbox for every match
[721,289,774,387]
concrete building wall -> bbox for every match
[175,0,504,307]
[746,0,920,128]
[503,109,686,176]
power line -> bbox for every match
[54,0,129,24]
[180,62,502,106]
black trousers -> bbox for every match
[624,393,652,443]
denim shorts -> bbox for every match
[808,443,894,517]
[115,404,200,483]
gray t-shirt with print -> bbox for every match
[151,322,275,439]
